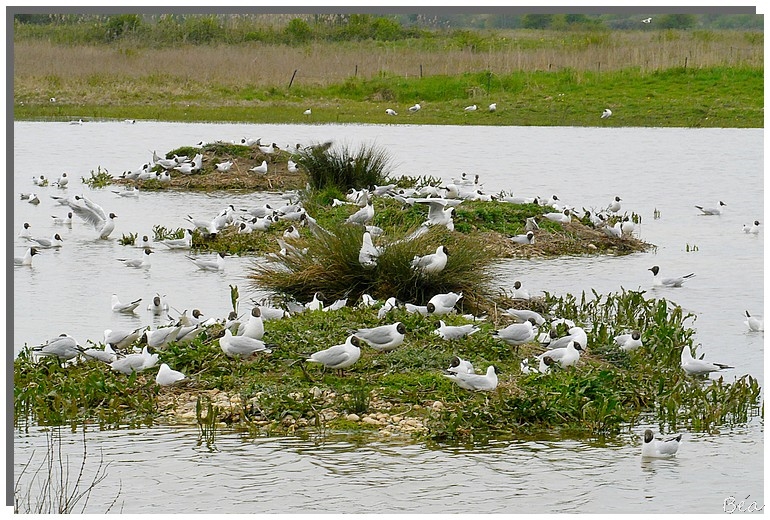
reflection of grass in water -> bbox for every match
[14,426,122,514]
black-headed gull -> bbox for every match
[32,334,82,361]
[503,308,545,326]
[287,160,299,173]
[408,103,421,113]
[147,294,169,315]
[156,363,187,386]
[306,335,361,373]
[18,222,32,240]
[492,319,538,348]
[464,104,477,112]
[411,245,449,274]
[53,172,69,188]
[748,220,761,234]
[601,108,612,119]
[14,247,40,267]
[680,345,733,375]
[537,340,583,369]
[51,212,73,226]
[694,201,726,215]
[427,291,463,316]
[104,328,143,350]
[346,202,374,225]
[305,292,325,311]
[642,17,652,23]
[444,365,498,391]
[447,355,474,374]
[216,160,234,172]
[358,231,381,267]
[433,320,479,340]
[111,294,142,314]
[81,344,118,364]
[142,326,183,350]
[31,233,64,249]
[744,310,763,332]
[249,161,268,175]
[488,103,497,112]
[615,330,643,351]
[118,248,153,268]
[648,265,695,287]
[110,346,158,374]
[405,303,430,316]
[510,231,535,244]
[157,229,193,250]
[237,307,265,340]
[543,208,572,224]
[353,322,406,352]
[511,280,530,300]
[303,108,312,116]
[607,196,622,213]
[187,252,226,271]
[385,108,398,116]
[377,296,400,319]
[641,429,681,458]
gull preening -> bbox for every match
[641,429,681,458]
[111,294,142,314]
[358,231,381,267]
[694,201,726,215]
[648,265,695,288]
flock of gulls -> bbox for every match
[16,129,763,458]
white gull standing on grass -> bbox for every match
[444,365,498,392]
[306,335,361,373]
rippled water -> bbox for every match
[12,122,763,513]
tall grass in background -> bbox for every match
[297,141,394,191]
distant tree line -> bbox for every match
[12,12,763,47]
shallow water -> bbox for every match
[12,122,764,513]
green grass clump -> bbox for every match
[80,166,113,188]
[297,141,394,192]
[248,221,495,312]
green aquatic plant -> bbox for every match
[118,232,137,246]
[80,166,113,188]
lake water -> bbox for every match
[11,122,764,514]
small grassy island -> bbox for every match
[14,139,762,446]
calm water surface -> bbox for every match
[12,122,764,514]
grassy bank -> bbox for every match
[13,30,764,127]
[14,289,762,444]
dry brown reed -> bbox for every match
[14,30,763,90]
